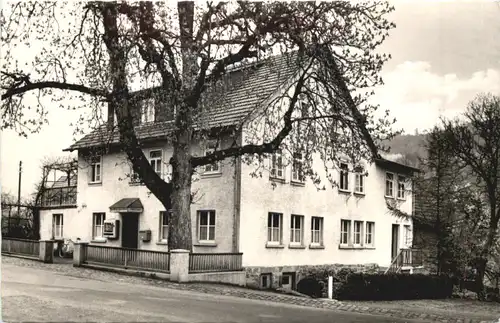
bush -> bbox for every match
[334,273,454,300]
[297,276,323,298]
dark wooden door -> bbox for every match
[391,224,400,260]
[121,213,139,249]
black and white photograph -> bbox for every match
[1,1,499,322]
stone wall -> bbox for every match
[245,263,380,290]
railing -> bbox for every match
[83,245,170,273]
[1,237,39,257]
[189,253,243,273]
[385,248,424,274]
[41,186,77,207]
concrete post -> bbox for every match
[169,249,190,283]
[39,240,54,263]
[73,242,88,267]
[328,276,333,299]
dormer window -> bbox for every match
[140,98,155,124]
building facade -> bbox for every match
[39,54,418,289]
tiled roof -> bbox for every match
[109,198,143,211]
[64,52,300,151]
[50,175,77,188]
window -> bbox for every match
[397,176,406,199]
[164,164,173,183]
[404,225,412,247]
[92,213,106,239]
[260,273,272,289]
[291,152,304,182]
[354,170,365,194]
[90,155,102,183]
[130,166,142,183]
[149,150,162,177]
[365,222,375,246]
[140,98,155,123]
[290,215,304,245]
[204,141,220,173]
[339,162,349,191]
[311,216,324,245]
[270,149,284,179]
[53,214,63,239]
[159,211,171,242]
[340,219,351,245]
[353,221,363,245]
[198,210,216,242]
[267,212,282,244]
[385,172,394,197]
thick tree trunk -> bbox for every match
[168,139,193,251]
[475,257,487,300]
[167,1,196,252]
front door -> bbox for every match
[121,213,139,249]
[391,224,400,260]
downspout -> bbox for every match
[232,129,242,253]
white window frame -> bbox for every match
[129,166,142,184]
[89,155,102,183]
[198,210,216,242]
[53,214,63,239]
[164,163,173,183]
[92,213,106,240]
[353,220,363,246]
[311,216,324,246]
[340,219,351,245]
[385,172,394,197]
[404,224,412,247]
[339,162,349,191]
[149,149,163,178]
[354,171,365,194]
[204,140,221,173]
[270,149,284,179]
[159,211,171,242]
[140,98,155,123]
[291,152,304,183]
[267,212,282,244]
[397,175,406,200]
[290,214,304,245]
[365,221,375,246]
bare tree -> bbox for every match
[1,1,397,250]
[441,93,500,299]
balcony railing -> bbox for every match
[1,237,39,257]
[189,253,243,273]
[41,186,77,207]
[83,245,170,273]
[385,248,424,274]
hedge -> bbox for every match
[334,273,454,300]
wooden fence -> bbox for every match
[83,244,170,273]
[189,253,243,273]
[2,237,39,258]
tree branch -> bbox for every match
[317,45,380,160]
[1,80,110,100]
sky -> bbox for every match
[1,0,500,199]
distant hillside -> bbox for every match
[383,133,428,167]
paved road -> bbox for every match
[1,263,424,323]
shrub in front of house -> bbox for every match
[298,268,358,298]
[334,273,454,300]
[297,276,323,298]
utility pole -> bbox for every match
[17,161,22,219]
